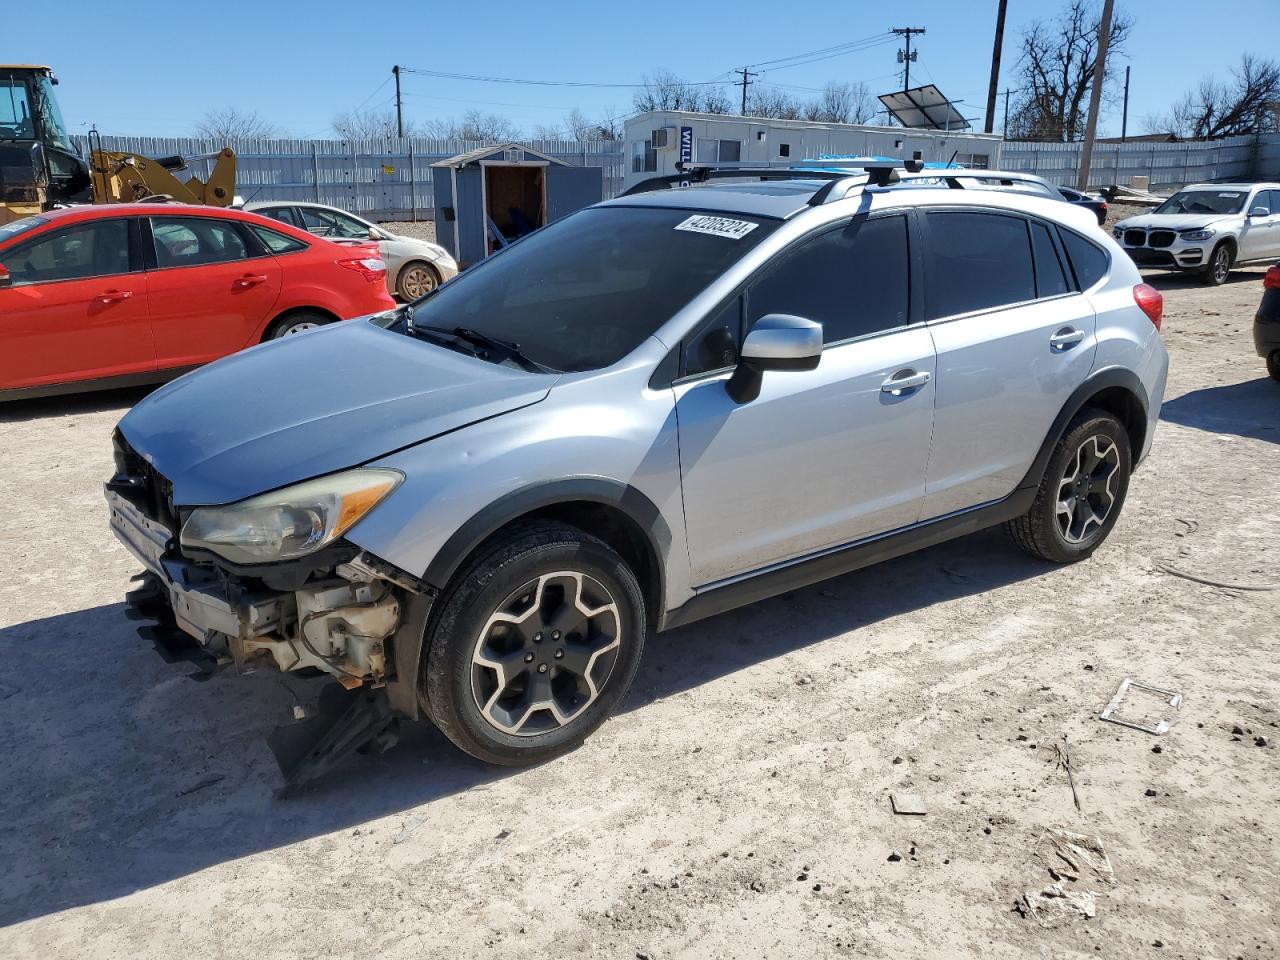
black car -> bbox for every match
[1058,186,1108,226]
[1255,263,1280,381]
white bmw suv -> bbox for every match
[1113,182,1280,285]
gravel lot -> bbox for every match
[0,264,1276,960]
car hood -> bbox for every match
[118,318,556,506]
[1115,213,1233,230]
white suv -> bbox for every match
[1113,182,1280,284]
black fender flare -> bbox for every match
[1017,366,1149,491]
[422,477,671,590]
[388,478,671,719]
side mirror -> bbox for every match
[726,314,822,404]
[1250,206,1271,218]
[368,227,381,240]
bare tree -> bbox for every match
[424,110,521,142]
[1150,54,1280,138]
[196,108,281,140]
[802,81,877,124]
[530,122,566,140]
[633,70,730,114]
[746,86,803,120]
[1007,0,1132,141]
[330,108,414,139]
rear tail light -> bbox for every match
[0,262,9,286]
[1265,265,1280,289]
[336,256,387,282]
[1133,283,1163,331]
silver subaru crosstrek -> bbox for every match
[106,162,1169,773]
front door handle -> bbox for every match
[96,289,132,304]
[234,274,269,288]
[1050,327,1085,350]
[881,369,931,394]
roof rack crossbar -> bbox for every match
[620,158,930,201]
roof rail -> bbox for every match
[619,158,930,202]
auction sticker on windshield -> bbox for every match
[675,215,760,240]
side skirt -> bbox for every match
[660,487,1036,632]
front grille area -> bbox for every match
[1124,228,1147,247]
[111,431,178,531]
[1148,230,1176,248]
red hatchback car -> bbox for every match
[0,203,396,399]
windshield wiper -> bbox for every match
[435,325,549,372]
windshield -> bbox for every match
[0,215,48,243]
[406,206,777,372]
[1154,190,1247,216]
[32,76,74,154]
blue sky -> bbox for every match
[4,0,1271,139]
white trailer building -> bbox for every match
[623,111,1005,190]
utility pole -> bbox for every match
[736,67,757,115]
[1002,87,1014,138]
[983,0,1008,134]
[1076,0,1115,191]
[1120,65,1131,142]
[393,64,404,138]
[893,27,926,91]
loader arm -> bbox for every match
[90,147,236,206]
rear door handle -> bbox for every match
[881,369,931,394]
[234,274,269,288]
[96,289,132,304]
[1050,328,1085,350]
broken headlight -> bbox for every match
[180,468,402,564]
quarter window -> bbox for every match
[151,217,251,268]
[683,295,742,377]
[6,219,131,285]
[925,211,1035,319]
[1058,230,1109,290]
[252,225,308,254]
[747,215,910,345]
[1029,221,1071,298]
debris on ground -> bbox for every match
[890,792,927,816]
[1053,736,1083,811]
[1015,880,1097,927]
[1034,829,1114,886]
[1099,677,1182,735]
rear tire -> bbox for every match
[264,310,333,340]
[1267,350,1280,382]
[1006,409,1132,564]
[420,521,646,766]
[1201,243,1233,286]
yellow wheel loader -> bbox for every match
[1,65,236,225]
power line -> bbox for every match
[758,36,898,74]
[399,66,721,89]
[749,32,895,70]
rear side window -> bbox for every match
[6,219,131,285]
[1029,221,1071,298]
[925,212,1034,319]
[252,225,308,254]
[151,217,250,268]
[747,214,910,344]
[258,207,300,228]
[1059,230,1109,290]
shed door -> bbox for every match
[546,166,603,223]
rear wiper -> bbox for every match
[437,325,549,373]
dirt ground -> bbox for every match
[1,264,1277,960]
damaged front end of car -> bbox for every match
[105,430,433,788]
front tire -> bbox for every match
[420,522,646,766]
[1006,410,1132,564]
[395,261,440,300]
[1201,243,1233,286]
[1267,350,1280,382]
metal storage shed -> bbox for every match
[431,143,602,266]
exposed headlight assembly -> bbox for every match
[181,468,402,564]
[1112,226,1124,238]
[1179,227,1215,242]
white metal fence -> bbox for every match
[72,135,627,221]
[1001,135,1260,190]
